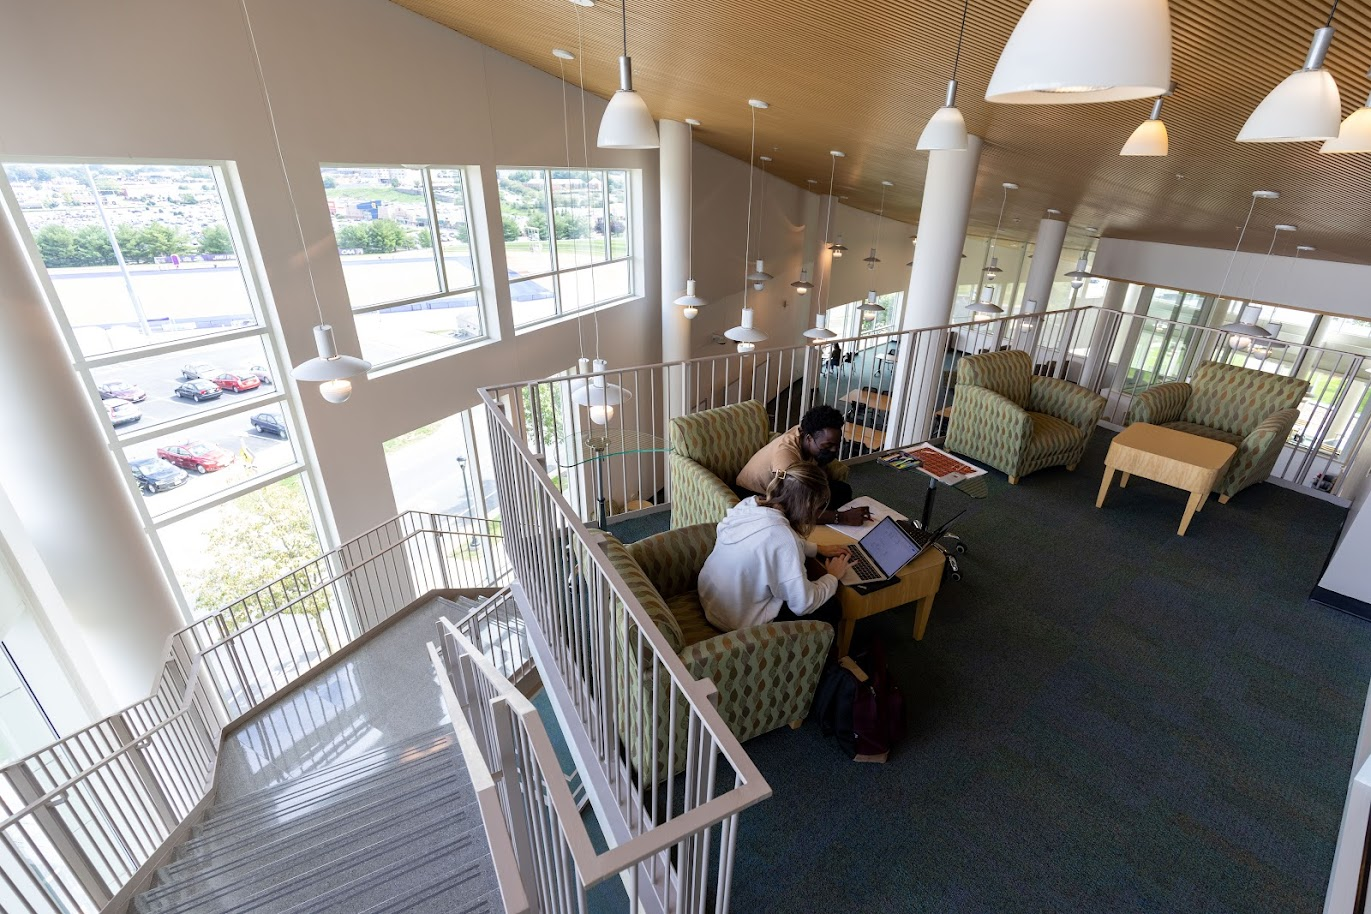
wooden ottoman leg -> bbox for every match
[1119,471,1131,488]
[1096,465,1117,508]
[838,617,856,659]
[1218,494,1231,505]
[1177,490,1205,536]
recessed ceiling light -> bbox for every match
[749,99,769,109]
[568,0,594,6]
[684,117,701,126]
[1253,190,1280,199]
[552,48,574,60]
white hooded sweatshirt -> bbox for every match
[698,497,839,631]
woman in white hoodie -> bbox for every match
[698,463,851,632]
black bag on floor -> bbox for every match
[812,646,905,763]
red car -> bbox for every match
[213,371,262,393]
[156,440,235,474]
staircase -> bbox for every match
[132,597,503,914]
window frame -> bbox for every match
[0,157,330,621]
[320,163,489,371]
[499,166,635,329]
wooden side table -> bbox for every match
[807,524,945,656]
[1096,423,1237,536]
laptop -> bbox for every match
[840,516,921,586]
[894,509,967,552]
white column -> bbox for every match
[890,136,983,446]
[0,194,183,709]
[1020,217,1067,315]
[659,119,691,366]
[1080,280,1130,392]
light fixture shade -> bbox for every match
[860,293,886,314]
[1121,118,1169,155]
[598,60,660,149]
[1321,105,1371,153]
[917,105,969,151]
[803,313,837,340]
[983,256,1002,277]
[986,0,1172,104]
[746,260,774,282]
[968,299,1004,315]
[291,324,371,382]
[1220,321,1273,338]
[570,359,632,408]
[674,278,706,311]
[1238,67,1340,143]
[724,307,768,344]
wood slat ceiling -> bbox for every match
[394,0,1371,264]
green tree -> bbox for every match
[72,225,114,266]
[414,228,432,249]
[525,209,549,241]
[364,218,411,253]
[178,193,198,205]
[335,223,370,251]
[322,175,337,189]
[189,479,331,646]
[198,224,234,255]
[554,209,587,240]
[34,225,76,268]
[501,213,519,241]
[114,222,190,263]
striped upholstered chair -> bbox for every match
[1125,361,1308,503]
[598,524,832,779]
[946,349,1106,484]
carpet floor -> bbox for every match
[618,429,1371,913]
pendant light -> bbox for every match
[861,290,885,315]
[907,235,918,268]
[1121,82,1175,156]
[1064,249,1093,289]
[241,0,370,403]
[726,100,770,354]
[986,0,1172,105]
[1322,70,1371,153]
[571,358,632,425]
[673,118,706,319]
[1238,2,1342,143]
[597,0,659,149]
[790,269,813,295]
[804,150,845,341]
[983,182,1017,280]
[747,153,775,290]
[968,285,1003,315]
[829,234,848,258]
[918,0,972,150]
[863,182,890,270]
[1216,191,1280,338]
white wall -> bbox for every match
[1093,238,1371,321]
[0,0,662,542]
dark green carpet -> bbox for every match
[618,429,1371,913]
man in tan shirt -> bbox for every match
[736,405,872,526]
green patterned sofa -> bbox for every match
[946,349,1107,484]
[668,400,848,529]
[599,523,832,779]
[1125,361,1308,502]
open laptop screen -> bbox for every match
[858,516,920,576]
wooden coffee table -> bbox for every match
[1096,423,1237,536]
[807,523,944,656]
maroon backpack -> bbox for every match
[814,646,905,763]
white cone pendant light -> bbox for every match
[919,0,972,150]
[1221,224,1294,338]
[829,234,847,257]
[727,100,770,353]
[747,153,775,290]
[571,358,632,425]
[861,290,885,314]
[1238,11,1341,143]
[598,0,659,149]
[986,0,1172,104]
[1064,254,1092,289]
[864,181,891,273]
[1215,191,1279,338]
[1322,78,1371,153]
[674,119,706,319]
[1121,85,1174,156]
[968,286,1003,314]
[804,312,837,340]
[790,269,813,294]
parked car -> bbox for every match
[250,413,288,439]
[180,362,221,381]
[97,379,147,402]
[247,365,274,385]
[175,379,223,402]
[104,398,142,427]
[129,457,188,494]
[156,440,234,474]
[213,371,261,393]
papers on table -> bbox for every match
[824,495,907,539]
[906,442,987,485]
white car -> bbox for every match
[104,398,142,427]
[180,362,221,381]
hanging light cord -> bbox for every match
[951,0,970,80]
[240,0,324,327]
[871,183,888,252]
[621,0,629,57]
[1327,0,1341,27]
[755,155,768,262]
[1218,194,1261,301]
[558,53,585,363]
[686,122,694,274]
[989,185,1008,259]
[1250,226,1285,292]
[816,153,839,309]
[575,5,602,361]
[742,104,757,311]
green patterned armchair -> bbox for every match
[599,524,832,780]
[669,400,848,529]
[946,349,1106,484]
[1125,361,1308,502]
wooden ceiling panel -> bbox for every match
[394,0,1371,263]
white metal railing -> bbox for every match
[0,511,508,914]
[479,385,770,914]
[484,306,1370,529]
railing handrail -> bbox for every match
[1,512,500,778]
[478,387,773,791]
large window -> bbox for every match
[498,168,632,327]
[3,161,327,621]
[321,165,485,370]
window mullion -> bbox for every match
[423,168,448,293]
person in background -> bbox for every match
[699,464,849,632]
[736,404,871,526]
